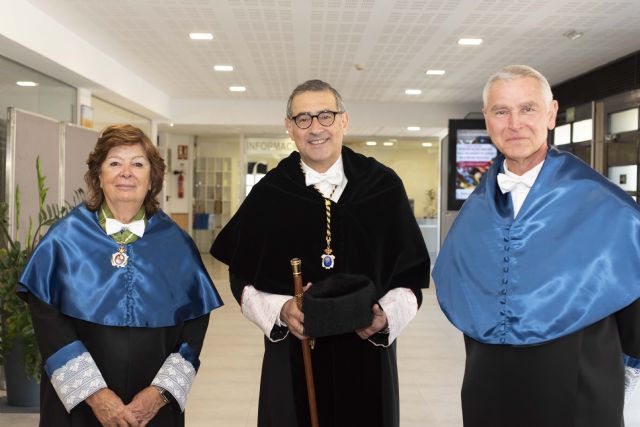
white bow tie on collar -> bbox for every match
[105,218,145,237]
[497,172,537,194]
[304,169,343,187]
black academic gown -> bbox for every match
[212,147,430,427]
[462,300,640,427]
[29,295,209,427]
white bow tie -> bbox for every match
[304,169,343,187]
[497,172,536,193]
[105,218,145,237]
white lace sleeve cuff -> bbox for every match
[45,341,107,413]
[241,285,291,342]
[625,365,640,404]
[152,352,196,412]
[374,287,418,346]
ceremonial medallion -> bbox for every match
[111,246,129,268]
[321,252,335,270]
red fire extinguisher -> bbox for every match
[177,172,184,198]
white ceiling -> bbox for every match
[5,0,640,138]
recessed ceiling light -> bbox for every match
[214,65,234,71]
[189,32,213,40]
[421,142,433,147]
[405,89,422,95]
[407,126,421,131]
[16,81,38,87]
[229,86,246,92]
[458,38,482,46]
[563,30,583,40]
[383,141,394,146]
[169,123,175,127]
[426,69,446,75]
[365,141,377,146]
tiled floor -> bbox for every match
[2,257,640,426]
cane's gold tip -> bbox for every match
[291,258,302,275]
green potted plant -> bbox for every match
[0,157,80,406]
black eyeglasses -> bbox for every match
[289,110,343,129]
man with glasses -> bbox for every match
[212,79,430,426]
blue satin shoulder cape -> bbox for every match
[433,147,640,345]
[18,204,223,327]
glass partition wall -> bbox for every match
[0,55,77,123]
[553,102,593,166]
[601,90,640,201]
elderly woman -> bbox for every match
[18,124,222,426]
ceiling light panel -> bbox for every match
[189,32,213,40]
[458,38,482,45]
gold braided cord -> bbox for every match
[299,161,338,263]
[323,191,335,255]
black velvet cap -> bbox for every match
[303,273,377,337]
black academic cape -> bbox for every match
[211,146,430,427]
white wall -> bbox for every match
[158,132,194,231]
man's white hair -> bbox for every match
[482,65,553,107]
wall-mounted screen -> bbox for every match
[447,119,497,210]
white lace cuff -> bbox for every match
[625,365,640,404]
[50,352,107,413]
[152,353,196,411]
[241,285,291,342]
[371,287,418,346]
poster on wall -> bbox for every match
[454,129,496,201]
[447,119,498,210]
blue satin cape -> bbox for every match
[433,147,640,345]
[18,204,222,327]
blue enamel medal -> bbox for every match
[321,252,335,269]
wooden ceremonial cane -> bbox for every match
[290,258,320,427]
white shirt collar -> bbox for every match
[503,159,545,181]
[300,156,347,202]
[502,159,545,218]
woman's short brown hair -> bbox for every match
[85,124,166,215]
